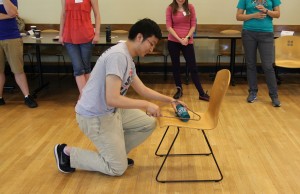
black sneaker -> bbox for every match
[127,158,134,167]
[271,97,281,107]
[24,95,38,108]
[247,91,257,103]
[54,144,76,173]
[173,87,183,99]
[0,98,5,106]
[199,91,210,101]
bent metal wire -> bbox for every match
[147,106,201,121]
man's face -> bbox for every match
[136,34,158,57]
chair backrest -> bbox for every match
[204,69,231,128]
[275,36,300,68]
[218,30,243,55]
[148,39,169,56]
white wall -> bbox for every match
[19,0,299,25]
[18,0,299,64]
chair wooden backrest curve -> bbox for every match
[275,36,300,68]
[205,69,231,129]
[159,69,231,130]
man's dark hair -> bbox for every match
[128,18,162,41]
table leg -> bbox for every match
[32,44,49,97]
[230,39,236,86]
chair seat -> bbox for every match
[159,108,216,130]
[275,60,300,68]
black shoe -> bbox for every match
[199,91,210,101]
[54,144,76,173]
[24,95,38,108]
[247,91,257,103]
[173,88,183,99]
[0,98,5,105]
[271,97,281,107]
[127,158,134,167]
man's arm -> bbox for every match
[105,75,162,117]
[131,76,174,104]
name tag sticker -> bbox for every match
[183,11,187,16]
[75,0,83,3]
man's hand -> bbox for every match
[146,102,161,117]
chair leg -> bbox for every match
[274,64,282,85]
[57,55,61,79]
[215,55,221,75]
[155,126,223,183]
[164,56,168,81]
[62,55,67,75]
[212,55,221,80]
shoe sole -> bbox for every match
[199,97,209,101]
[54,144,71,174]
[247,97,257,103]
[173,94,183,99]
[272,103,281,107]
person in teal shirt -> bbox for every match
[236,0,281,107]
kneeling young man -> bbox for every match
[54,18,184,176]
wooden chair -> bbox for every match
[155,69,231,183]
[215,30,245,76]
[274,36,300,84]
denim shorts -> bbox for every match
[64,42,93,76]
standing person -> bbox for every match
[0,0,38,108]
[54,18,184,176]
[236,0,281,107]
[166,0,210,101]
[59,0,101,98]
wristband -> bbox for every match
[265,9,268,14]
[186,36,191,40]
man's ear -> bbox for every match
[136,33,144,43]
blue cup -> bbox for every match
[176,104,190,122]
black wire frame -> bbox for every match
[155,126,223,183]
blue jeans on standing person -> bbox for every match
[64,42,93,76]
[242,30,278,98]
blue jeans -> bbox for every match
[242,30,278,98]
[64,42,93,76]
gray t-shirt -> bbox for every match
[75,42,137,117]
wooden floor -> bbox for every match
[0,73,300,194]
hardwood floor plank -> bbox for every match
[0,74,299,193]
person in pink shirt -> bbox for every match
[59,0,101,98]
[166,0,209,101]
